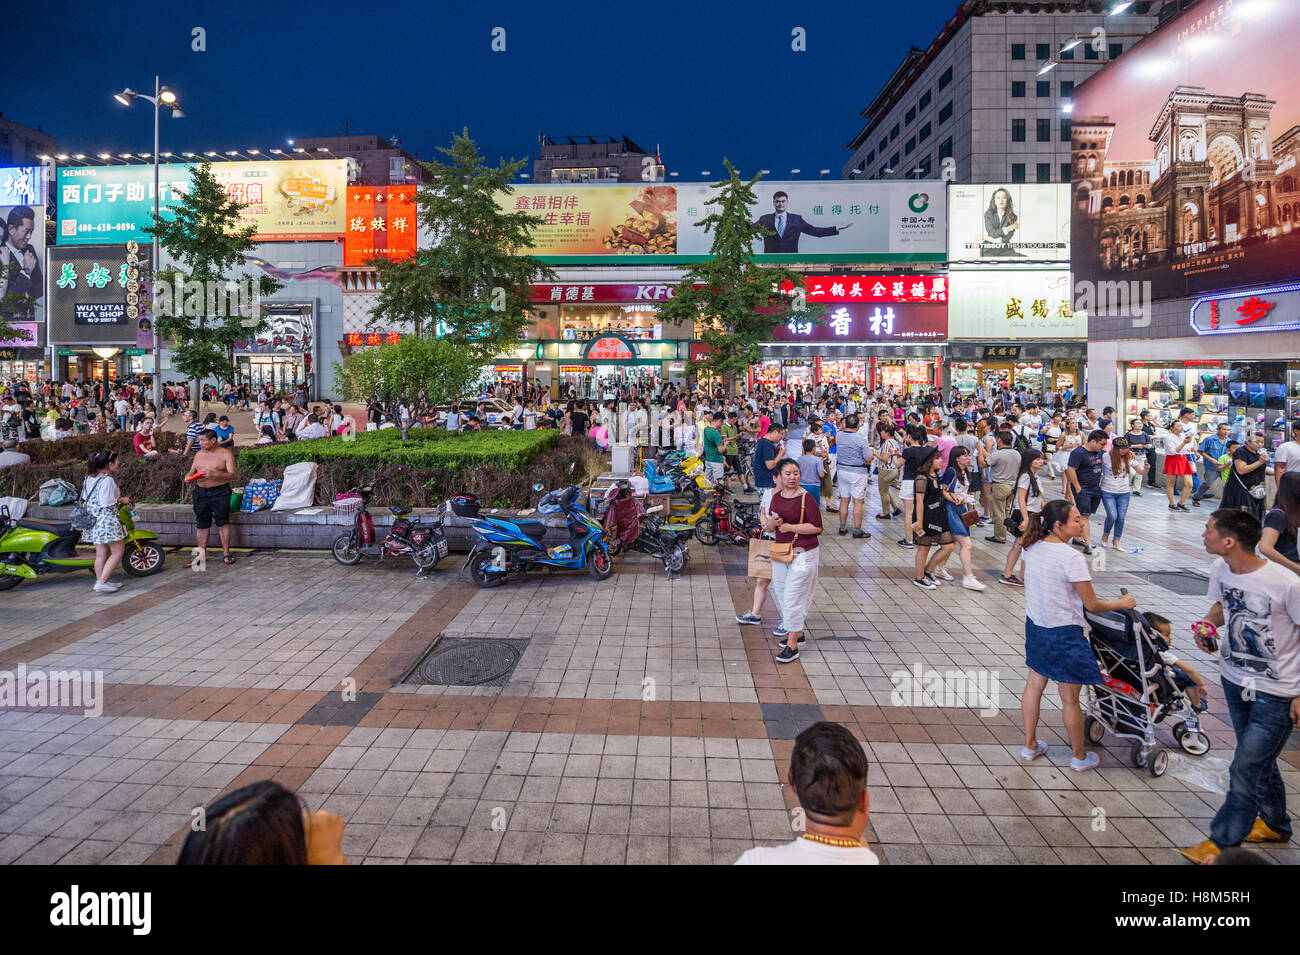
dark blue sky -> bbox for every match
[16,0,959,179]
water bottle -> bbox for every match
[128,506,141,523]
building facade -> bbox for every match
[532,135,665,184]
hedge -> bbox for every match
[237,428,559,472]
[15,430,181,465]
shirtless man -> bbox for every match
[184,429,237,566]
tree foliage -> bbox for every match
[656,160,822,380]
[332,335,484,409]
[144,159,279,384]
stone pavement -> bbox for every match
[1,481,1297,865]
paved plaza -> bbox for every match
[1,487,1297,865]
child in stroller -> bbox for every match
[1083,604,1212,777]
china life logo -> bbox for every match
[908,193,930,214]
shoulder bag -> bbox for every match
[71,477,104,532]
[768,491,806,564]
[1234,467,1267,500]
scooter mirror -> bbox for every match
[532,483,545,492]
[645,505,663,514]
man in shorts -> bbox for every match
[834,413,873,539]
[1066,429,1107,555]
[185,429,238,566]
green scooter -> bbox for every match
[0,503,165,591]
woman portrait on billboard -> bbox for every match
[981,187,1023,258]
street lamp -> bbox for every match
[114,76,183,410]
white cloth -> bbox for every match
[271,462,319,511]
[82,474,120,510]
[770,548,820,633]
[1207,557,1300,697]
[1100,460,1140,494]
[735,839,878,865]
[1275,440,1300,476]
[1023,541,1090,629]
[1015,473,1043,513]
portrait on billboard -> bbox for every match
[753,189,852,253]
[0,203,44,325]
[948,184,1070,263]
[1070,0,1300,299]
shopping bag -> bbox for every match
[747,538,773,580]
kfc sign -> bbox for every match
[531,283,703,303]
[770,302,946,342]
[1190,283,1300,336]
[781,275,947,303]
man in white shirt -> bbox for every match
[295,414,329,440]
[735,721,878,865]
[1274,423,1300,482]
[0,438,30,468]
[1180,509,1300,864]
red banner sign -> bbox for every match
[584,335,636,360]
[344,186,417,266]
[770,303,947,342]
[780,275,947,303]
[345,332,402,347]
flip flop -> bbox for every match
[223,555,237,565]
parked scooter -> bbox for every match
[331,484,449,577]
[463,485,613,587]
[602,481,688,575]
[0,503,165,591]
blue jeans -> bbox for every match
[1209,678,1295,847]
[1100,490,1130,540]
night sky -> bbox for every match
[15,0,959,180]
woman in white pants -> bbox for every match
[763,459,824,664]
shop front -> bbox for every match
[946,343,1086,399]
[541,334,677,399]
[233,304,315,396]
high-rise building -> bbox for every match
[0,112,57,166]
[292,134,431,186]
[532,134,665,184]
[841,0,1189,184]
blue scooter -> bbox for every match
[463,485,613,587]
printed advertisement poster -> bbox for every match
[1071,0,1300,300]
[948,184,1070,263]
[0,168,45,335]
[948,270,1086,339]
[57,160,347,244]
[500,185,676,255]
[344,185,418,265]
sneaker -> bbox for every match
[1191,499,1201,507]
[913,577,938,590]
[1132,491,1142,497]
[984,535,1006,543]
[977,517,992,527]
[998,574,1024,587]
[774,632,807,646]
[1069,752,1100,773]
[933,568,954,582]
[735,613,762,625]
[852,530,871,540]
[924,572,937,585]
[1177,504,1190,511]
[961,575,987,592]
[773,625,788,638]
[897,539,915,549]
[92,581,120,594]
[1177,839,1220,865]
[775,645,800,664]
[838,526,849,536]
[1082,546,1094,556]
[1020,740,1048,761]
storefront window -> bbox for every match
[819,359,866,387]
[560,304,661,341]
[752,360,782,389]
[783,361,814,390]
[877,360,934,395]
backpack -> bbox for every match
[1012,427,1032,454]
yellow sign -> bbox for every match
[209,160,348,241]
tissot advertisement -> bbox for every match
[948,184,1070,263]
[1070,0,1300,300]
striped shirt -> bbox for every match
[185,422,204,452]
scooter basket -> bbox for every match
[333,497,364,516]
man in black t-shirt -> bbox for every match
[570,401,590,438]
[1066,430,1106,554]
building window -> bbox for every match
[1011,81,1025,98]
[919,155,932,176]
[1085,44,1099,60]
[919,89,931,109]
[890,152,900,169]
[890,123,900,141]
[1011,164,1026,183]
[1011,119,1026,142]
[1060,45,1074,60]
[1036,80,1051,97]
[919,122,931,143]
[1036,118,1051,142]
[1011,43,1025,59]
[866,150,875,164]
[1060,80,1074,97]
[1036,43,1050,61]
[939,66,953,89]
[1037,163,1051,183]
[1109,42,1122,59]
[1062,162,1072,183]
[938,101,952,123]
[939,137,953,161]
[905,137,916,155]
[1060,118,1072,142]
[906,106,916,125]
[879,138,888,154]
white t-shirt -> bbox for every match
[1207,557,1300,697]
[1099,459,1139,494]
[1163,431,1195,456]
[1015,473,1043,513]
[735,838,879,866]
[1275,440,1300,476]
[83,474,120,510]
[1023,540,1090,629]
[114,398,129,416]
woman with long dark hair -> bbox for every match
[178,780,346,865]
[1260,471,1300,576]
[82,450,132,594]
[981,187,1020,258]
[999,449,1044,587]
[1019,500,1137,772]
[910,448,953,589]
[939,446,986,590]
[1099,436,1147,551]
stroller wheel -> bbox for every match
[1083,716,1105,745]
[1129,740,1147,769]
[1177,729,1211,756]
[1146,747,1169,777]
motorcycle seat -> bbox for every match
[514,520,547,541]
[388,506,413,517]
[16,518,74,536]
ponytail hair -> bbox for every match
[87,449,116,476]
[1021,498,1074,550]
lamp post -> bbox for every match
[114,76,183,414]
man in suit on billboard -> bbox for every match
[754,191,852,253]
[0,205,42,323]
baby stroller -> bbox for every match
[1082,598,1211,778]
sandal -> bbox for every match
[223,554,237,565]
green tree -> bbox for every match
[332,336,482,410]
[369,128,555,369]
[657,160,822,382]
[144,159,279,404]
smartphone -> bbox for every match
[1191,621,1219,653]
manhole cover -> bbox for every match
[405,637,528,687]
[1132,570,1210,597]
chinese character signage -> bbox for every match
[499,181,946,262]
[344,186,417,265]
[948,185,1070,264]
[57,160,348,245]
[948,271,1085,340]
[982,345,1022,360]
[345,332,403,347]
[0,167,42,205]
[583,335,637,360]
[1189,283,1300,336]
[530,283,702,303]
[1071,0,1300,300]
[780,275,947,303]
[0,177,46,332]
[48,245,143,344]
[768,303,947,342]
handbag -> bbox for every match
[70,477,103,532]
[767,491,807,564]
[960,507,980,528]
[1233,468,1267,501]
[746,538,773,580]
[1004,508,1023,533]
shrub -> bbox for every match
[237,428,558,471]
[15,430,181,465]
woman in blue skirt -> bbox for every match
[1020,499,1137,772]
